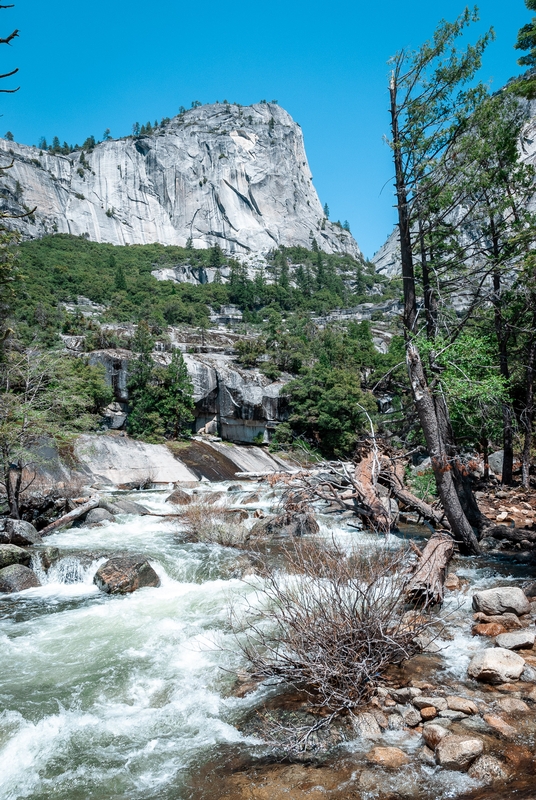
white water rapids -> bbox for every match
[0,483,531,800]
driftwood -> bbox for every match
[407,533,455,606]
[354,452,391,533]
[40,496,100,536]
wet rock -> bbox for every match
[399,706,421,727]
[249,512,319,539]
[93,556,161,594]
[473,622,507,637]
[496,697,529,713]
[86,508,114,525]
[98,500,123,515]
[414,696,447,711]
[0,563,40,593]
[473,587,531,617]
[434,735,483,770]
[495,629,535,650]
[390,687,422,703]
[366,746,409,768]
[468,647,526,684]
[369,708,389,729]
[204,492,225,505]
[40,546,60,571]
[241,492,260,505]
[439,709,467,721]
[483,714,517,738]
[419,745,436,765]
[446,696,478,715]
[467,754,508,783]
[0,519,41,546]
[352,712,382,740]
[0,544,31,569]
[422,723,451,749]
[444,573,461,591]
[227,484,243,493]
[222,509,249,523]
[473,612,524,630]
[420,706,437,721]
[166,488,191,506]
[520,664,536,682]
[112,498,149,515]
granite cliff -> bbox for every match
[0,102,360,258]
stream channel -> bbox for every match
[0,481,534,800]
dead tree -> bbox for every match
[407,533,455,606]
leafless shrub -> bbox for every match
[231,538,438,750]
[180,497,249,548]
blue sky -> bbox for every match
[1,1,528,258]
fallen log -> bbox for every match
[40,496,100,536]
[486,525,536,545]
[380,460,449,531]
[407,532,455,606]
[354,452,391,533]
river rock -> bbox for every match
[473,622,507,637]
[473,612,524,630]
[0,563,41,593]
[390,687,422,703]
[86,508,114,525]
[483,714,517,738]
[414,696,448,711]
[0,519,42,546]
[248,512,319,539]
[434,735,483,770]
[467,754,508,783]
[352,712,382,740]
[420,706,437,721]
[473,587,531,617]
[496,697,529,713]
[0,544,31,569]
[422,723,451,749]
[366,746,409,768]
[112,498,150,515]
[387,713,405,730]
[446,696,478,715]
[166,488,191,506]
[93,556,161,594]
[495,629,535,650]
[468,647,526,684]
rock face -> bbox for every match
[93,556,161,594]
[0,103,360,258]
[467,647,526,684]
[0,563,41,593]
[0,544,31,569]
[472,587,531,617]
[0,519,42,546]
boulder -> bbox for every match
[435,735,483,770]
[472,587,531,617]
[352,712,382,740]
[473,612,523,630]
[446,697,478,715]
[165,488,191,506]
[420,706,437,721]
[495,629,535,650]
[468,648,525,684]
[0,519,41,546]
[227,484,243,493]
[488,450,504,476]
[0,544,31,569]
[112,498,150,515]
[0,563,40,593]
[467,755,508,783]
[439,709,467,721]
[93,556,161,594]
[85,508,114,525]
[399,706,422,727]
[422,723,451,750]
[366,746,409,768]
[248,512,319,539]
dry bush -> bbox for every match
[180,497,249,548]
[232,538,438,745]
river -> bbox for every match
[0,483,534,800]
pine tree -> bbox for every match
[112,256,127,291]
[513,0,536,97]
[4,131,13,141]
[323,203,329,219]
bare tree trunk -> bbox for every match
[492,263,514,485]
[407,533,455,606]
[6,463,22,519]
[407,344,480,555]
[522,314,536,489]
